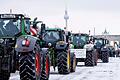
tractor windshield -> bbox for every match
[73,35,88,45]
[73,35,81,45]
[80,35,88,43]
[43,31,60,42]
[0,19,21,37]
[72,34,89,48]
[94,39,103,47]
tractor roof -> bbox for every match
[94,37,105,40]
[46,28,64,31]
[0,14,30,19]
[72,33,89,36]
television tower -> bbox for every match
[64,9,69,31]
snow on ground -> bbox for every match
[10,71,20,80]
[10,57,120,80]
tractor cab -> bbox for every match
[0,14,30,38]
[94,37,109,62]
[42,28,69,47]
[72,33,89,48]
[94,38,108,49]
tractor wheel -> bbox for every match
[0,57,10,80]
[94,50,98,66]
[41,52,50,80]
[85,51,94,66]
[19,44,41,80]
[102,51,109,63]
[116,50,120,57]
[70,52,76,72]
[57,51,70,74]
[10,50,17,73]
[0,70,10,80]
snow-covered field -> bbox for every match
[10,57,120,80]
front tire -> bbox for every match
[0,57,10,80]
[41,51,50,80]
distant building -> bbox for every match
[95,35,120,41]
[102,28,109,35]
[95,28,120,46]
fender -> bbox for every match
[41,48,50,68]
[84,43,94,51]
[15,35,39,52]
[55,41,68,50]
[101,47,108,52]
[41,48,49,55]
[41,48,49,60]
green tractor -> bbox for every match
[0,14,49,80]
[15,17,50,80]
[40,27,76,74]
[94,37,109,63]
[0,14,31,80]
[71,33,97,66]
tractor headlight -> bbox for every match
[104,46,107,48]
[48,43,52,47]
[0,39,4,43]
[56,41,65,45]
[22,39,30,47]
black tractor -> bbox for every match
[71,33,97,66]
[94,38,109,63]
[40,27,76,74]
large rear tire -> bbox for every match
[85,51,94,66]
[0,57,10,80]
[116,50,120,57]
[94,50,98,66]
[0,70,10,80]
[19,44,41,80]
[57,51,70,74]
[41,51,50,80]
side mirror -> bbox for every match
[68,31,71,36]
[70,41,73,44]
[94,45,97,49]
[41,24,46,34]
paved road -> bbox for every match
[10,57,120,80]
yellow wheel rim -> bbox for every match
[73,56,76,70]
[67,52,70,70]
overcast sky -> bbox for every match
[0,0,120,35]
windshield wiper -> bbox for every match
[14,32,22,37]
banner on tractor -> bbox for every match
[70,49,86,58]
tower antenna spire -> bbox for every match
[10,9,12,14]
[64,0,69,31]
